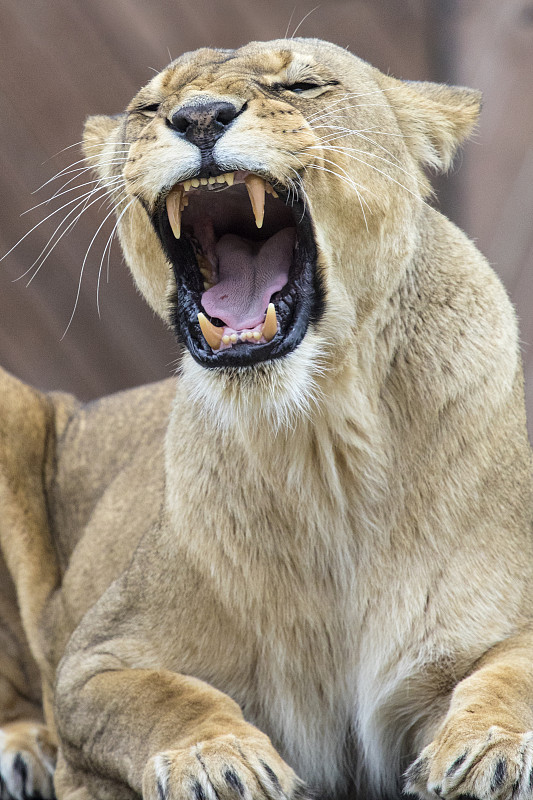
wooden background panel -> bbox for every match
[0,0,531,437]
[451,0,533,436]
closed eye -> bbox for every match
[276,81,338,98]
[287,82,322,93]
[134,103,161,115]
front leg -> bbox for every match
[405,631,533,799]
[55,638,303,800]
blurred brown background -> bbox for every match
[1,0,532,437]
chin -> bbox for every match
[177,332,326,434]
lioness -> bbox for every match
[0,36,532,800]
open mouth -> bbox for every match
[152,170,322,368]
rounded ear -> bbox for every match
[380,74,482,173]
[83,114,124,174]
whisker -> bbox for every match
[284,6,296,39]
[43,140,131,162]
[23,184,124,285]
[96,196,135,317]
[106,230,112,284]
[305,161,371,230]
[307,143,417,183]
[2,186,111,264]
[49,171,106,201]
[312,126,408,142]
[311,124,405,167]
[61,194,131,340]
[310,127,406,169]
[309,103,405,127]
[47,166,127,202]
[83,143,132,149]
[287,166,310,223]
[33,156,128,193]
[310,116,409,167]
[306,86,411,122]
[42,140,89,162]
[19,193,105,285]
[319,148,421,199]
[313,156,374,203]
[290,5,320,38]
[22,175,124,216]
[32,163,95,194]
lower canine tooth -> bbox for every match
[198,313,223,350]
[262,303,277,342]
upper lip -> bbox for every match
[164,170,283,240]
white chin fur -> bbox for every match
[178,332,327,434]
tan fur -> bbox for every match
[1,37,532,800]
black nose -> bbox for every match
[169,101,241,146]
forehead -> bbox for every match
[145,38,361,96]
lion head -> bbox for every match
[84,38,480,427]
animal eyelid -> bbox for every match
[270,80,340,93]
[132,103,161,114]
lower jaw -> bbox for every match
[171,257,320,368]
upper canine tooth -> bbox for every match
[244,175,265,229]
[262,303,277,342]
[166,187,182,239]
[197,313,223,350]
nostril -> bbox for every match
[170,111,190,133]
[215,103,240,126]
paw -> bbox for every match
[142,734,306,800]
[0,722,56,800]
[404,724,533,799]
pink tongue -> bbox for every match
[201,227,295,330]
